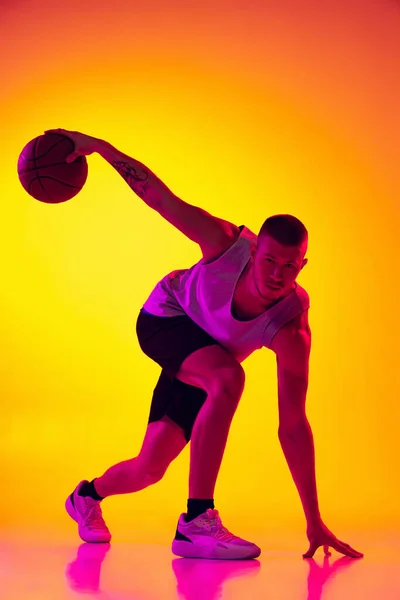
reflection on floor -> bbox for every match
[1,529,399,599]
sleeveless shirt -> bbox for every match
[142,225,310,363]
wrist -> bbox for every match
[306,514,323,528]
[93,138,107,154]
[94,139,124,164]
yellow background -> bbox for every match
[1,0,399,543]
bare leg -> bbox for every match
[94,417,187,498]
[187,388,242,498]
[175,346,245,500]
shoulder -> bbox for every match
[270,310,311,357]
[201,223,243,264]
[291,310,310,332]
[293,283,310,311]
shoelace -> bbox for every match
[83,502,107,531]
[198,509,237,542]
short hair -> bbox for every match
[258,214,308,247]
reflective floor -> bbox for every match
[1,529,399,599]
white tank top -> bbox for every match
[142,225,310,362]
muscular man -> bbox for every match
[45,128,363,561]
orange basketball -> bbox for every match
[17,133,88,203]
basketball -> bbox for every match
[17,133,88,203]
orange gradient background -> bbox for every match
[1,0,399,544]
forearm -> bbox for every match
[95,139,176,210]
[278,418,321,525]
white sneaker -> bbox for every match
[65,480,111,543]
[171,509,261,560]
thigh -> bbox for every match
[175,345,245,396]
[149,369,208,443]
[136,309,221,379]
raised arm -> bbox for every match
[96,139,240,261]
[43,129,239,262]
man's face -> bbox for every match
[250,234,308,301]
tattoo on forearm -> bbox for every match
[111,160,149,198]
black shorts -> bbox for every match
[136,309,221,442]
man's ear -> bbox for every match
[301,258,308,269]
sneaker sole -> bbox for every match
[171,539,261,560]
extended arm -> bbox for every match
[270,312,364,559]
[271,311,322,526]
[96,140,174,208]
[43,128,239,262]
[95,139,239,261]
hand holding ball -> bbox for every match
[17,129,99,204]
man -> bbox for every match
[45,128,363,561]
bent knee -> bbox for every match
[145,467,166,485]
[136,460,168,485]
[209,363,245,399]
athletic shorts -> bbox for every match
[135,308,222,442]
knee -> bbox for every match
[209,364,245,403]
[136,458,168,485]
[145,467,166,485]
